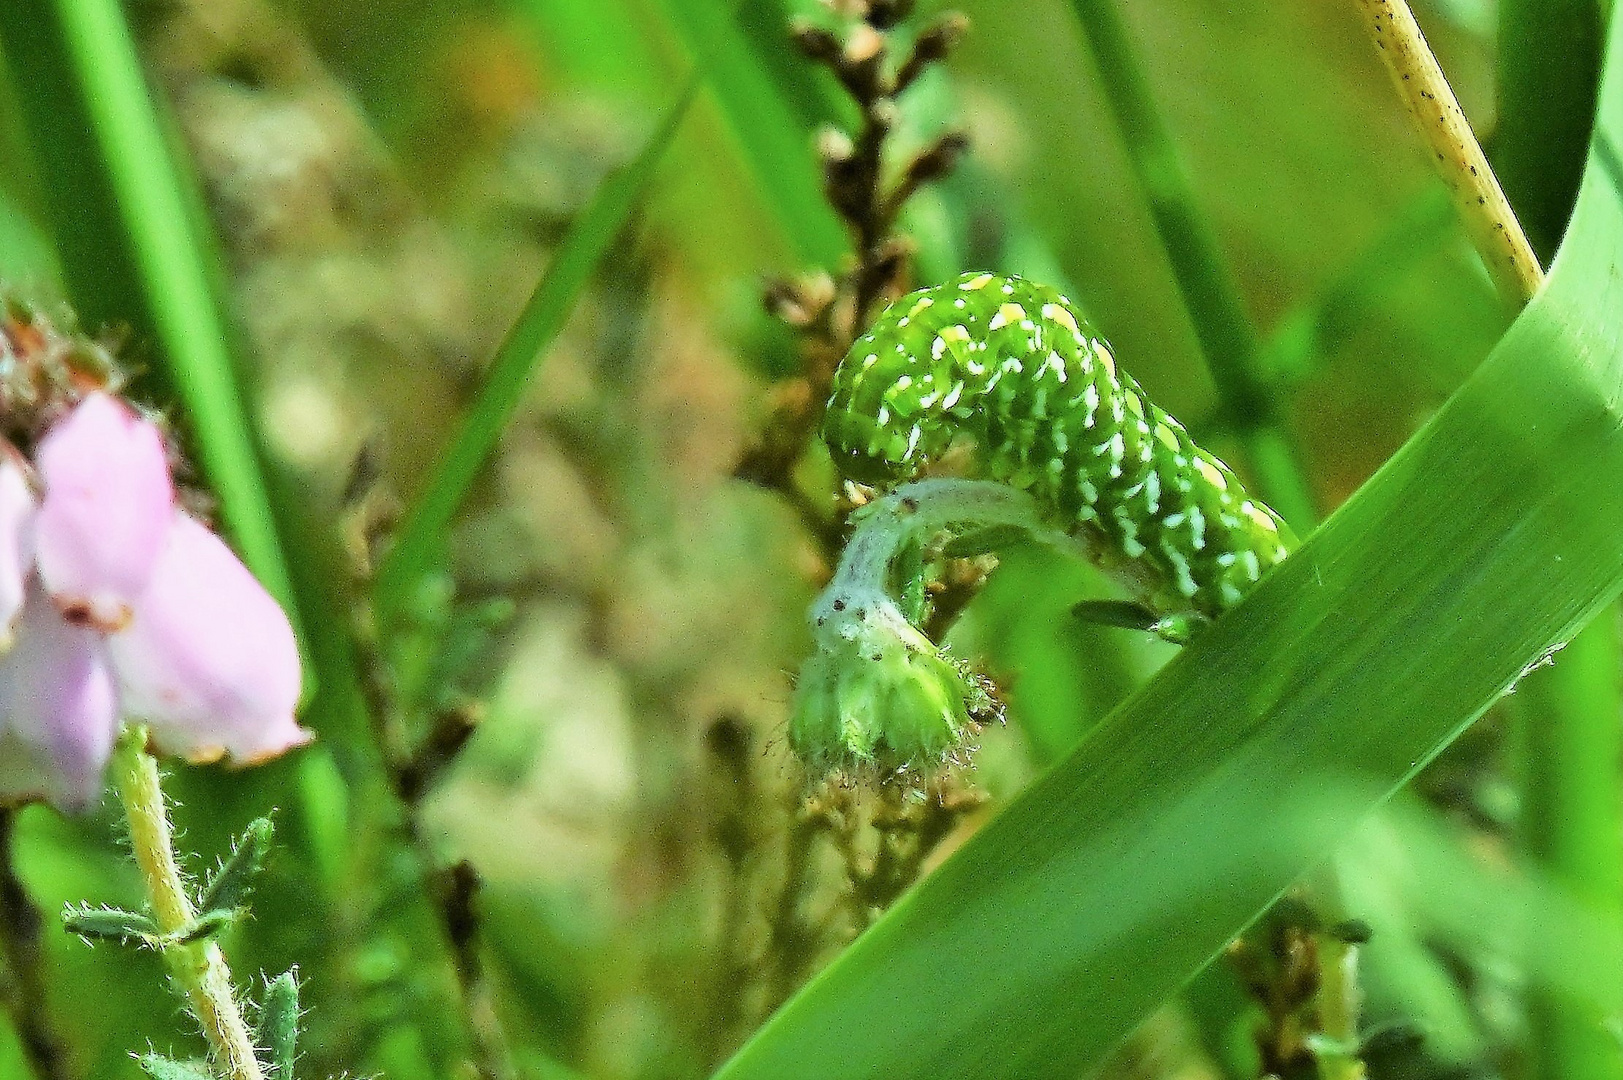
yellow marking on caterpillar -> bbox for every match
[1241,500,1280,533]
[1193,457,1228,491]
[988,302,1028,330]
[1041,303,1081,338]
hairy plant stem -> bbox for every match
[1352,0,1543,306]
[0,809,68,1080]
[109,726,265,1080]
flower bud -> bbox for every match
[789,596,997,776]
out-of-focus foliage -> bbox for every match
[0,1,1612,1080]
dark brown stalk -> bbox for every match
[0,810,69,1080]
[737,3,971,566]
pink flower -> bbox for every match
[0,394,309,810]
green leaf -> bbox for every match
[61,904,158,947]
[372,76,698,626]
[257,968,300,1079]
[135,1055,217,1080]
[714,15,1623,1080]
[196,817,274,918]
[167,909,236,946]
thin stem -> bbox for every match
[0,810,69,1080]
[1513,614,1623,1080]
[1316,933,1367,1080]
[109,727,266,1080]
[1352,0,1544,305]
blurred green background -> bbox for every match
[0,0,1605,1078]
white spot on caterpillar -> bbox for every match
[1045,352,1067,382]
[898,317,910,327]
[1163,511,1185,529]
[1114,507,1145,556]
[1052,426,1068,454]
[1240,550,1261,581]
[954,298,967,309]
[962,273,994,290]
[1082,383,1100,427]
[1144,470,1161,512]
[942,383,963,409]
[1079,478,1099,504]
[909,295,935,317]
[1189,506,1206,550]
[877,406,890,425]
[1002,282,1016,294]
[917,392,940,408]
[1162,541,1197,597]
[862,353,879,369]
[1216,551,1237,567]
[905,425,922,458]
[931,338,946,360]
[894,375,913,391]
[1221,581,1244,605]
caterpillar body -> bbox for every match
[822,272,1293,620]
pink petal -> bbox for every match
[0,451,37,645]
[0,589,119,811]
[106,512,309,764]
[35,393,174,632]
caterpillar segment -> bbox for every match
[822,272,1293,620]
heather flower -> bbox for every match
[0,393,309,810]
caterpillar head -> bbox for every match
[821,297,965,486]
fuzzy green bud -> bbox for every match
[790,592,998,776]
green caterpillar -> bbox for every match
[823,272,1293,620]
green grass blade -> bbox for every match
[1496,0,1606,262]
[714,14,1623,1079]
[372,78,698,624]
[658,0,848,267]
[0,0,291,607]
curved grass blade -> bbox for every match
[715,15,1623,1080]
[372,77,698,625]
